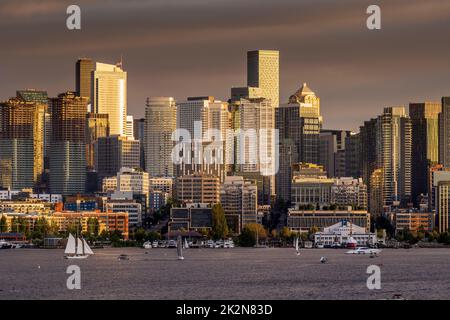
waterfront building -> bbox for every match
[169,204,213,232]
[92,62,127,136]
[387,209,435,234]
[106,199,142,229]
[287,209,371,233]
[145,97,177,176]
[220,176,258,233]
[314,221,376,246]
[49,92,87,195]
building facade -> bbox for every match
[49,92,87,195]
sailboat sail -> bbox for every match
[184,238,189,249]
[76,238,84,255]
[65,234,76,254]
[82,239,94,255]
[295,237,299,251]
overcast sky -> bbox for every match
[1,0,450,131]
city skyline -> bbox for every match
[2,0,450,131]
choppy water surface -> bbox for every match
[1,247,449,300]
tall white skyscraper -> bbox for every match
[247,50,279,108]
[92,62,127,136]
[145,97,177,177]
[175,96,231,181]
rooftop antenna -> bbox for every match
[117,54,123,69]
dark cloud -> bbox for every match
[1,0,450,130]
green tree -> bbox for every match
[134,228,147,243]
[0,215,8,233]
[238,223,267,247]
[212,203,229,240]
[280,227,291,240]
[86,218,100,239]
[145,231,161,241]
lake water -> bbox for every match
[1,247,449,300]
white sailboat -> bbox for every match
[294,237,300,256]
[177,236,184,260]
[64,233,94,259]
[184,238,189,249]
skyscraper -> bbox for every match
[133,118,146,170]
[440,97,450,168]
[16,89,51,171]
[319,129,351,178]
[145,97,177,177]
[234,97,275,203]
[75,58,95,102]
[175,96,231,181]
[377,106,412,208]
[50,92,87,195]
[434,171,450,232]
[0,97,46,189]
[409,102,441,205]
[275,83,322,201]
[85,113,109,169]
[92,62,127,136]
[95,135,140,183]
[247,50,279,108]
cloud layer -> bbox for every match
[1,0,450,130]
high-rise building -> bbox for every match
[116,167,149,195]
[409,102,441,206]
[377,107,412,208]
[344,132,361,179]
[233,97,275,203]
[75,58,95,103]
[92,62,127,136]
[319,130,351,178]
[94,135,140,182]
[434,171,450,232]
[0,97,46,189]
[133,118,145,170]
[176,96,231,181]
[276,83,322,201]
[440,97,450,168]
[220,176,258,233]
[125,115,134,139]
[50,92,87,195]
[145,97,176,176]
[247,50,279,108]
[175,173,220,204]
[85,113,109,169]
[15,89,51,172]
